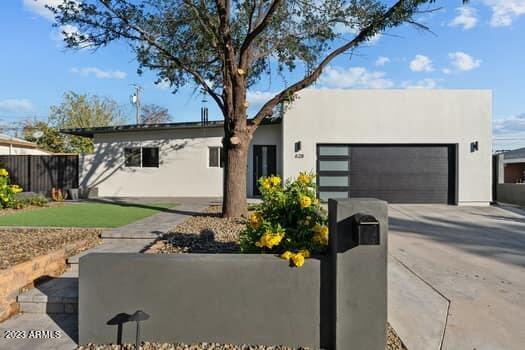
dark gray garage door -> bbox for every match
[316,144,456,204]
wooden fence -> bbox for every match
[0,155,79,194]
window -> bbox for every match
[142,147,159,167]
[209,147,224,168]
[124,148,141,167]
[124,147,160,168]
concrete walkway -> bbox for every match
[0,197,216,350]
[388,204,525,350]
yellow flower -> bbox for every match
[270,175,281,186]
[291,253,305,267]
[299,195,312,209]
[10,185,22,193]
[298,172,312,185]
[249,212,263,229]
[312,224,329,245]
[0,169,8,177]
[280,251,293,260]
[261,178,272,190]
[256,230,284,249]
[298,249,311,258]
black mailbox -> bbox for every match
[352,213,380,245]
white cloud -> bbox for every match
[442,68,452,75]
[481,0,525,27]
[493,113,525,135]
[401,78,439,89]
[23,0,63,21]
[448,52,481,71]
[409,55,434,72]
[70,67,127,79]
[375,56,390,66]
[449,6,478,30]
[154,79,171,90]
[319,66,394,89]
[247,91,276,106]
[0,99,34,113]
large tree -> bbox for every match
[24,91,125,153]
[50,0,465,217]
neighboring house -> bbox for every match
[500,147,525,183]
[62,89,492,205]
[0,134,50,155]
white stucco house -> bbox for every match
[0,134,50,155]
[62,89,493,205]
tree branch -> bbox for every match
[99,0,225,114]
[250,0,415,128]
[239,0,282,69]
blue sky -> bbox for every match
[1,0,524,150]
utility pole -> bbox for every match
[130,84,142,124]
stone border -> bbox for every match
[0,239,95,322]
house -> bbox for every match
[62,89,492,205]
[0,134,50,155]
[500,147,525,183]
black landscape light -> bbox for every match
[128,310,150,350]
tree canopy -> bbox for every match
[141,104,172,124]
[24,91,125,154]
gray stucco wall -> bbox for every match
[80,254,323,348]
[496,184,525,206]
[79,198,388,349]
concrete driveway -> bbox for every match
[388,204,525,350]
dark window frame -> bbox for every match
[142,147,160,168]
[209,146,224,168]
[124,147,160,168]
[124,147,142,168]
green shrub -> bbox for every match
[8,194,48,210]
[240,172,329,267]
[0,169,23,208]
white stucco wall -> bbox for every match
[281,89,493,205]
[81,124,281,197]
[0,145,49,155]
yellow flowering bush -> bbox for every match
[0,169,24,208]
[240,172,329,267]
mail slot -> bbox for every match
[352,213,380,245]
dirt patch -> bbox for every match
[0,227,101,270]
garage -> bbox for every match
[316,144,457,204]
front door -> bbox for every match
[253,145,277,196]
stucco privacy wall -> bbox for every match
[80,124,281,197]
[282,89,493,205]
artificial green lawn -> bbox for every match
[0,202,178,228]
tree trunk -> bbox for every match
[222,125,251,218]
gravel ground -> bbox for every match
[149,206,243,254]
[77,324,406,350]
[146,206,407,350]
[0,227,101,269]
